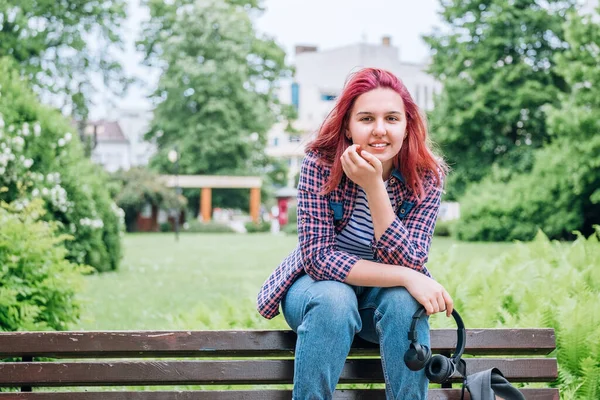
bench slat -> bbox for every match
[0,329,556,358]
[0,358,557,387]
[0,388,560,399]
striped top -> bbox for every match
[335,182,392,261]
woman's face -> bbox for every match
[346,88,408,176]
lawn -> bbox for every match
[74,233,513,331]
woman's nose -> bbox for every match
[372,120,386,136]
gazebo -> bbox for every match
[160,175,262,223]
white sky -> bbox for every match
[90,0,445,120]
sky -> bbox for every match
[90,0,446,120]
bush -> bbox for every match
[281,223,298,235]
[0,200,92,331]
[453,135,600,242]
[433,219,455,237]
[0,58,123,272]
[184,220,236,233]
[245,221,271,233]
[159,222,172,232]
[287,203,297,224]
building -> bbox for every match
[85,120,132,172]
[265,36,442,187]
[113,108,156,168]
[82,107,156,173]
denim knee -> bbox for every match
[372,286,422,318]
[283,275,361,333]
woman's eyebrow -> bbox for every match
[355,111,403,115]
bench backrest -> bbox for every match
[0,329,559,399]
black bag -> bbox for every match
[462,367,526,400]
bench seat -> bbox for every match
[0,329,559,399]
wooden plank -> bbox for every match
[0,329,556,358]
[0,358,557,387]
[0,388,561,399]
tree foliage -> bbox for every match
[111,167,186,232]
[0,0,129,119]
[424,0,576,199]
[139,0,292,179]
[452,8,600,241]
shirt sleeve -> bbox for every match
[371,176,443,274]
[297,153,361,281]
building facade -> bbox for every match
[266,37,442,187]
[114,108,156,168]
[86,120,132,172]
[84,108,156,173]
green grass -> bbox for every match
[74,233,513,331]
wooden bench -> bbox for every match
[0,329,558,399]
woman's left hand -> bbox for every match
[341,144,383,190]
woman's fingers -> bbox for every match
[436,294,446,315]
[421,290,453,317]
[443,290,454,317]
[348,149,371,168]
[422,299,434,316]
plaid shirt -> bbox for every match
[257,150,443,319]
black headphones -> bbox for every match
[404,307,467,384]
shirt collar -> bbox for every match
[391,169,406,184]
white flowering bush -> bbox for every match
[0,58,123,272]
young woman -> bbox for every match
[257,68,453,399]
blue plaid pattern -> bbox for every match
[257,151,443,319]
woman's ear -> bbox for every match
[345,129,352,141]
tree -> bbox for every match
[0,0,129,119]
[139,0,291,178]
[452,7,600,241]
[544,6,600,236]
[424,0,576,199]
[111,167,187,232]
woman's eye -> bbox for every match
[388,116,399,121]
[360,117,372,122]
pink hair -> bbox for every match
[306,68,447,200]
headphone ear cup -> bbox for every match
[404,343,431,371]
[425,354,455,384]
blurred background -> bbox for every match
[1,0,599,397]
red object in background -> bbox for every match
[278,197,289,226]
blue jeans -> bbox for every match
[281,274,429,400]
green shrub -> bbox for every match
[159,222,172,232]
[433,219,455,237]
[184,220,236,233]
[287,203,297,224]
[245,221,271,233]
[453,134,600,242]
[0,200,92,331]
[282,223,298,235]
[0,58,123,272]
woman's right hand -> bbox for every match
[403,268,454,317]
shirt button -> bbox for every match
[389,177,396,184]
[400,209,406,214]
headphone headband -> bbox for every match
[408,307,466,363]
